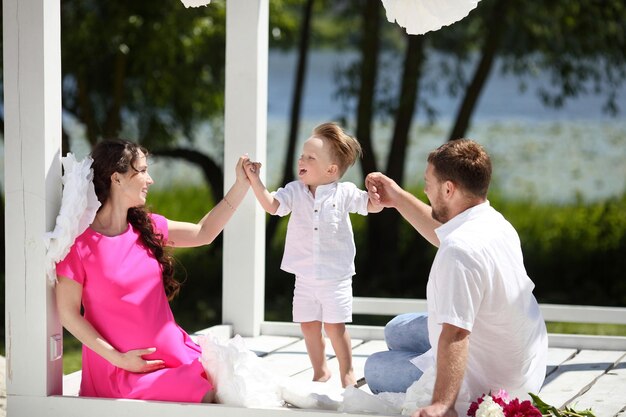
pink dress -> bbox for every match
[56,214,212,402]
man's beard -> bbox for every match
[431,204,449,223]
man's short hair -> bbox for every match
[427,139,492,199]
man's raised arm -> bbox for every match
[366,172,440,247]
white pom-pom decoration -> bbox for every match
[43,154,101,285]
[181,0,212,8]
[381,0,481,35]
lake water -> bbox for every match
[265,117,626,204]
[3,50,625,203]
[271,50,626,203]
[155,50,626,203]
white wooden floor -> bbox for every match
[242,334,626,416]
[62,324,626,417]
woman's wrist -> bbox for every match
[235,175,251,188]
[222,196,235,211]
[107,349,124,368]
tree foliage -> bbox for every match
[501,0,626,115]
[323,0,625,290]
[57,0,302,201]
[61,0,227,148]
[1,0,625,313]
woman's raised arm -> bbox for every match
[166,155,251,248]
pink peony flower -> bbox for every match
[492,389,511,403]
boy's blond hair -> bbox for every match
[312,122,362,177]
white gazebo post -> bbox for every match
[3,0,64,413]
[222,0,268,337]
[3,0,276,414]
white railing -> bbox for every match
[261,297,626,351]
[352,297,626,325]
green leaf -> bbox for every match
[529,393,597,417]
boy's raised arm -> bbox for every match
[243,160,280,215]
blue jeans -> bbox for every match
[364,312,431,394]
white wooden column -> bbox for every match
[3,0,63,409]
[223,0,268,337]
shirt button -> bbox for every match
[314,209,318,212]
[314,227,318,231]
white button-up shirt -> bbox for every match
[427,201,548,414]
[273,181,369,280]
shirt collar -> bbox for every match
[435,200,491,241]
[304,181,337,199]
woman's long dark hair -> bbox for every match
[90,139,181,300]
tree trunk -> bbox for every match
[266,0,315,245]
[77,70,99,147]
[386,35,424,181]
[104,49,128,138]
[349,1,382,293]
[366,35,424,291]
[356,0,381,177]
[447,0,509,141]
[62,128,71,156]
[0,190,4,279]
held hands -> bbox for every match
[235,154,253,185]
[365,172,402,209]
[242,157,263,183]
[114,347,165,373]
[241,156,279,214]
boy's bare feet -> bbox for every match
[341,370,357,388]
[313,368,332,383]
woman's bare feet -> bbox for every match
[201,389,216,403]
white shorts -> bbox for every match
[292,276,353,324]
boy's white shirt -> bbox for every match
[273,180,369,280]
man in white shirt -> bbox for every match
[364,139,548,417]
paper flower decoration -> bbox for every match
[381,0,481,35]
[180,0,212,8]
[44,153,101,285]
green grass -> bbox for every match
[546,322,626,336]
[63,331,83,374]
[147,183,214,222]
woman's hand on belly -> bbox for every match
[114,347,166,373]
